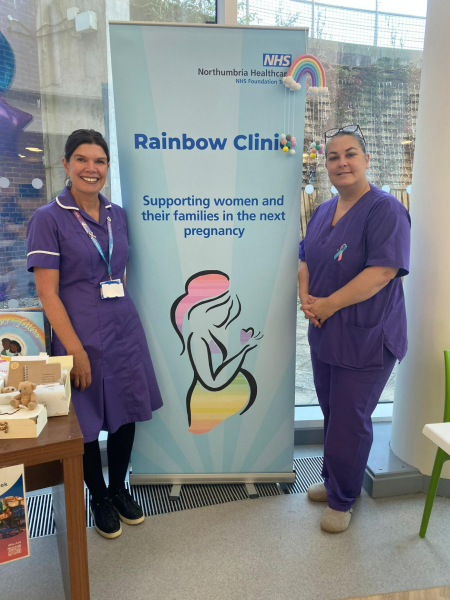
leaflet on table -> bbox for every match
[7,361,61,390]
[1,356,49,389]
[0,464,30,565]
[7,360,48,390]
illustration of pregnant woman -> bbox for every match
[170,271,263,435]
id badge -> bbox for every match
[100,279,125,299]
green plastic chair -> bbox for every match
[419,350,450,538]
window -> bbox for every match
[0,0,217,308]
[236,0,424,407]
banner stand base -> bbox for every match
[245,483,259,499]
[129,470,296,495]
[169,484,182,501]
[168,482,267,501]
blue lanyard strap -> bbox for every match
[73,210,114,279]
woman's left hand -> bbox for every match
[300,297,336,327]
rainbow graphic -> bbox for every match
[188,373,251,435]
[0,312,46,356]
[171,270,259,435]
[282,54,328,94]
[173,272,230,335]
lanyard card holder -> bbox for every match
[72,211,123,299]
[100,279,125,299]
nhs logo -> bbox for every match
[263,54,292,67]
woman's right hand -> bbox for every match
[300,295,320,327]
[70,348,92,392]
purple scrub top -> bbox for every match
[26,186,163,442]
[299,185,411,370]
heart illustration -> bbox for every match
[240,328,254,345]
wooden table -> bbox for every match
[0,405,89,599]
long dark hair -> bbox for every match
[64,129,110,163]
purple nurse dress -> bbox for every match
[299,185,411,510]
[26,186,163,443]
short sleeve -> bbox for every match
[298,204,321,262]
[27,208,60,272]
[299,238,306,261]
[364,198,411,278]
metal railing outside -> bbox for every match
[242,0,425,51]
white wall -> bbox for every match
[391,0,450,478]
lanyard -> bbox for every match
[73,210,114,280]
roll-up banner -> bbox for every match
[109,23,307,483]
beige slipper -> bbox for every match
[320,506,353,533]
[307,482,328,502]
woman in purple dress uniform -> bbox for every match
[298,125,410,533]
[27,130,163,539]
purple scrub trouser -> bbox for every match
[310,345,396,512]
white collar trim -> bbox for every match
[56,196,112,210]
[56,196,79,210]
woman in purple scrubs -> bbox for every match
[298,125,410,533]
[26,129,163,539]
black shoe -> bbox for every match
[90,497,122,539]
[109,488,145,525]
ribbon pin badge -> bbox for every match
[334,244,347,261]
